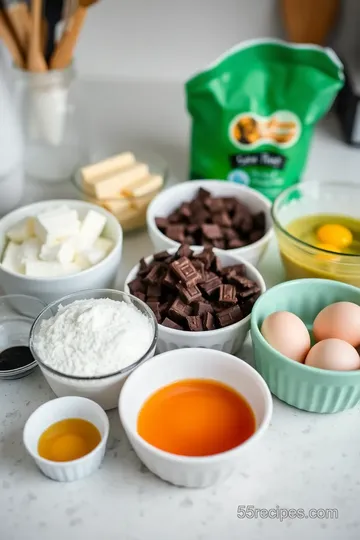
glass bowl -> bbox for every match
[0,295,47,380]
[272,182,360,287]
[29,289,158,410]
[72,151,169,233]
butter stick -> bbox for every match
[122,175,164,198]
[92,164,150,199]
[81,152,135,184]
[103,197,132,214]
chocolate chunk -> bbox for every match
[128,278,145,295]
[216,305,243,327]
[198,187,211,202]
[162,317,183,330]
[171,257,200,284]
[204,197,225,212]
[166,224,185,243]
[229,275,256,289]
[218,284,237,303]
[187,224,199,235]
[186,315,203,331]
[133,291,146,302]
[189,208,210,225]
[179,202,191,218]
[238,285,261,299]
[177,283,202,304]
[201,224,222,240]
[213,211,232,228]
[203,312,216,330]
[155,217,168,230]
[163,268,177,289]
[222,228,238,241]
[194,247,214,269]
[169,298,192,322]
[175,244,193,259]
[223,264,246,276]
[200,275,222,296]
[139,257,149,274]
[154,250,170,261]
[212,239,225,249]
[168,211,182,224]
[249,230,264,243]
[194,301,213,316]
[147,301,161,322]
[184,236,195,245]
[144,263,162,284]
[240,215,253,234]
[192,259,205,282]
[147,283,162,297]
[228,239,247,249]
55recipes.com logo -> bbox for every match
[237,505,339,522]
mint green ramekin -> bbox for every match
[251,279,360,413]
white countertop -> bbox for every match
[1,80,360,540]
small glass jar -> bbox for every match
[15,64,86,183]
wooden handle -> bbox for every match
[6,2,30,53]
[27,0,47,72]
[50,6,87,70]
[0,12,24,67]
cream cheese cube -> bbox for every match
[77,210,107,250]
[6,218,34,243]
[82,237,114,266]
[1,241,23,273]
[40,240,75,265]
[34,206,81,245]
[18,238,41,265]
[25,260,81,277]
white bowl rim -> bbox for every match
[124,247,266,337]
[146,179,273,254]
[23,396,110,467]
[0,199,123,282]
[119,347,273,464]
[251,277,360,379]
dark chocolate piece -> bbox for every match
[144,263,162,284]
[238,285,261,299]
[179,202,191,218]
[203,312,215,330]
[128,278,145,295]
[200,275,222,296]
[249,230,264,243]
[147,301,161,322]
[212,211,232,228]
[175,244,193,259]
[194,301,213,316]
[218,284,237,303]
[169,298,192,322]
[186,315,203,332]
[198,187,211,201]
[201,223,222,240]
[216,305,243,327]
[222,228,238,241]
[204,197,225,212]
[166,225,185,243]
[155,217,168,230]
[133,291,146,302]
[147,283,162,297]
[139,257,149,274]
[163,268,177,289]
[154,250,170,261]
[228,239,247,249]
[177,283,202,304]
[162,317,183,330]
[171,257,200,284]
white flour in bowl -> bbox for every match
[32,298,154,377]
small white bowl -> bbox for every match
[0,200,123,304]
[124,246,266,354]
[146,180,272,266]
[23,396,109,482]
[119,347,272,488]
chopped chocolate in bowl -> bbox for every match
[154,188,266,250]
[127,245,262,332]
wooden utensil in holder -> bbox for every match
[27,0,47,71]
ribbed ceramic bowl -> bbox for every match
[251,279,360,413]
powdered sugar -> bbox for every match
[32,298,154,377]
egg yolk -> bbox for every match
[38,418,101,462]
[316,224,353,249]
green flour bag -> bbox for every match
[185,39,344,201]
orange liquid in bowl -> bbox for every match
[137,379,256,457]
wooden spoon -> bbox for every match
[280,0,340,45]
[1,0,30,53]
[0,10,24,67]
[27,0,47,71]
[50,0,97,70]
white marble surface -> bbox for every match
[1,80,360,540]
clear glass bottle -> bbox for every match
[15,64,86,183]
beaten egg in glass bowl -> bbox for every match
[272,181,360,287]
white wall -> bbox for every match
[75,0,360,82]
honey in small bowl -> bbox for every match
[38,418,101,462]
[137,379,256,457]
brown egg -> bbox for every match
[313,302,360,347]
[305,339,360,371]
[261,311,311,363]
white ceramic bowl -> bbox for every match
[146,180,272,266]
[30,289,158,411]
[119,347,272,488]
[23,396,109,482]
[124,246,266,354]
[0,200,123,304]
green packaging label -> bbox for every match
[185,39,344,201]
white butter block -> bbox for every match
[93,163,149,199]
[34,206,80,245]
[81,237,114,266]
[6,218,34,243]
[40,240,75,265]
[81,152,135,184]
[18,238,41,264]
[126,174,163,198]
[78,210,107,250]
[74,253,92,271]
[1,241,23,273]
[25,260,81,278]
